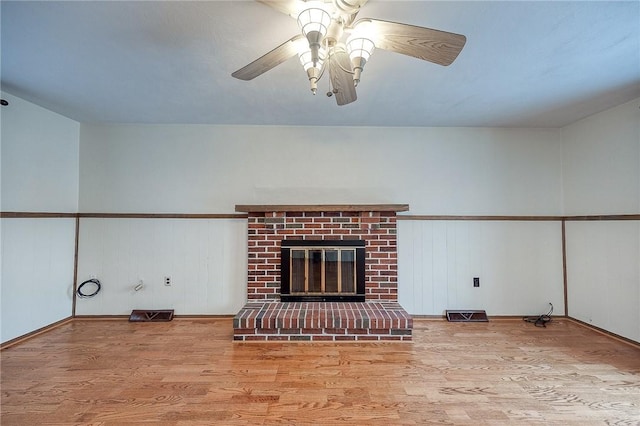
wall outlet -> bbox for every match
[473,277,480,287]
[164,276,172,286]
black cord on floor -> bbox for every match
[523,303,553,327]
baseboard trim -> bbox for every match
[412,315,565,321]
[493,315,566,321]
[174,314,235,319]
[567,317,640,348]
[73,315,130,320]
[1,316,73,350]
[73,314,235,320]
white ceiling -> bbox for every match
[2,1,639,127]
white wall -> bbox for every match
[1,92,79,343]
[562,97,640,342]
[79,125,563,215]
[76,124,565,316]
[1,92,79,212]
[398,220,564,316]
[562,98,640,215]
[565,221,639,342]
[3,91,638,341]
[1,218,77,342]
[76,218,247,315]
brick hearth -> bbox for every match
[233,205,412,341]
[234,302,412,341]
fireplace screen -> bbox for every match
[281,240,365,302]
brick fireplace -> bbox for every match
[233,205,412,341]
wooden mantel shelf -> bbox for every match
[235,204,410,213]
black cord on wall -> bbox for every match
[77,279,101,298]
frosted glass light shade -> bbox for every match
[299,48,326,71]
[297,5,331,38]
[346,36,375,62]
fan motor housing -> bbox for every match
[324,20,344,47]
[333,0,367,15]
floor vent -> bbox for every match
[446,310,488,322]
[129,309,174,322]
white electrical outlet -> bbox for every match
[164,276,172,286]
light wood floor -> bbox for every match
[2,318,639,425]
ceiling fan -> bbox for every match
[232,0,467,106]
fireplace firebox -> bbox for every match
[280,240,365,302]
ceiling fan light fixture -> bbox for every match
[233,1,467,107]
[299,47,327,95]
[297,4,331,39]
[347,36,374,62]
[297,3,331,70]
[346,36,375,85]
[299,47,326,72]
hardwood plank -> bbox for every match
[1,319,639,425]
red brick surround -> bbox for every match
[245,209,399,301]
[233,205,411,342]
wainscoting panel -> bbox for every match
[398,220,564,316]
[1,218,76,343]
[565,220,640,342]
[76,218,247,315]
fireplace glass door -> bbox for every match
[281,240,365,302]
[290,248,356,295]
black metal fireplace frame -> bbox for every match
[280,239,366,302]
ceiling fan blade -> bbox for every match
[356,18,466,66]
[329,46,357,106]
[232,34,304,81]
